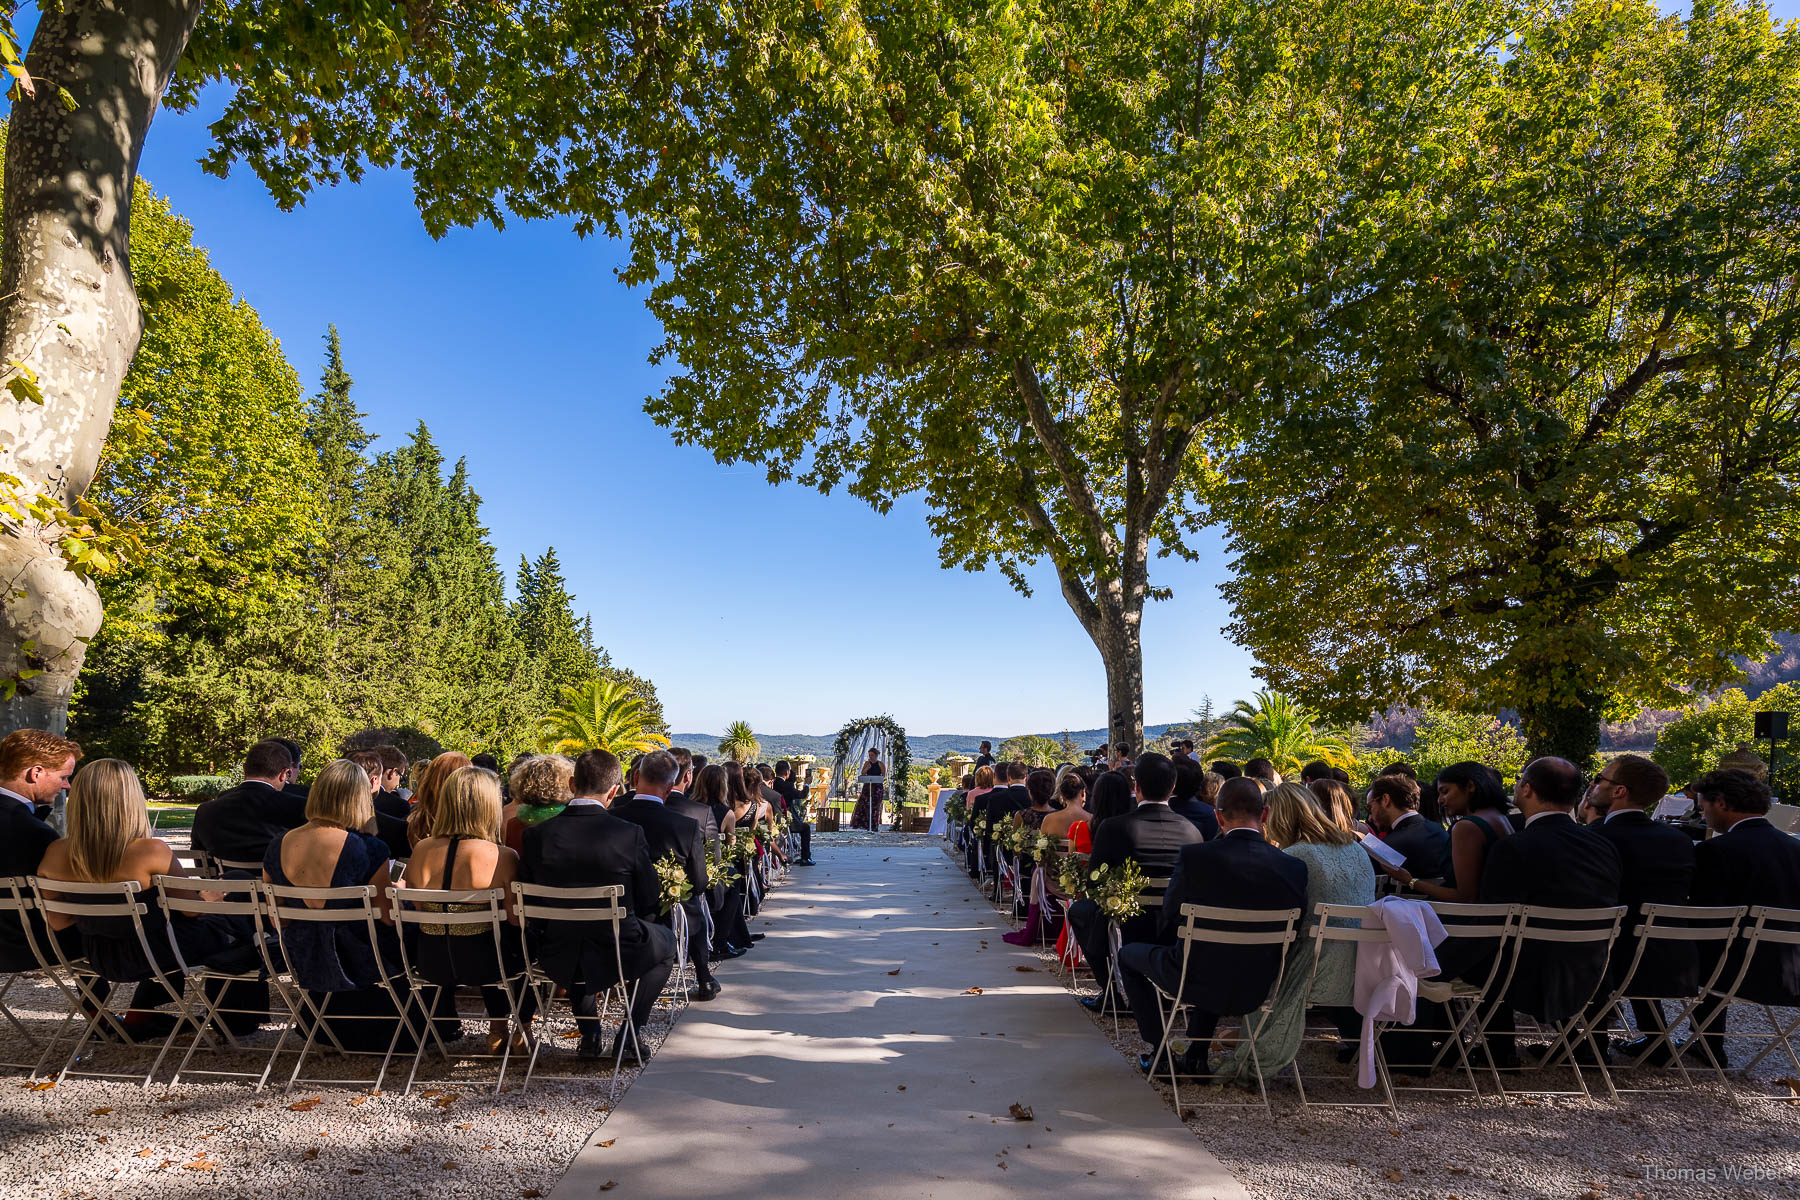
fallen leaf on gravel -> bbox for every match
[560,1031,581,1039]
[1013,965,1036,973]
[1008,1104,1034,1121]
[136,1149,152,1158]
[1775,1076,1800,1098]
[887,968,901,976]
[28,1081,54,1091]
[597,1139,617,1148]
[442,1160,459,1170]
[896,1085,906,1091]
[349,1095,372,1107]
[1580,1190,1604,1200]
[89,1107,112,1116]
[997,1161,1008,1170]
[1388,1128,1400,1136]
[1383,1169,1403,1183]
[599,1182,617,1191]
[302,1148,320,1162]
[288,1097,322,1111]
[964,987,983,995]
[433,1093,462,1108]
[181,1157,216,1172]
[456,1123,472,1130]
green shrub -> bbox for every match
[167,774,232,800]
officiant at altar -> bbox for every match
[851,747,886,831]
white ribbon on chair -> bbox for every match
[670,899,691,992]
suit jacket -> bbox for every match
[1089,803,1206,946]
[971,785,1027,857]
[0,795,59,971]
[1691,816,1800,1005]
[283,781,309,800]
[1157,829,1309,1016]
[192,780,308,866]
[1384,813,1452,880]
[667,793,726,907]
[1167,796,1220,841]
[519,806,664,988]
[772,777,807,818]
[610,795,709,910]
[373,789,410,823]
[759,783,784,816]
[1480,812,1623,1021]
[1593,810,1697,998]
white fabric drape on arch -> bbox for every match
[827,723,890,802]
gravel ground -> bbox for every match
[939,839,1800,1200]
[0,853,799,1200]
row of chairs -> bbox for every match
[0,871,727,1099]
[950,822,1800,1114]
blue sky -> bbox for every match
[20,2,1799,739]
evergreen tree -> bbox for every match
[515,547,601,705]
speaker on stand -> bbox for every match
[1755,711,1790,799]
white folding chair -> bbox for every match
[31,877,209,1088]
[1098,877,1170,1037]
[1147,903,1303,1113]
[511,882,643,1100]
[0,876,88,1077]
[1587,903,1745,1094]
[151,875,289,1089]
[387,885,528,1094]
[212,857,264,877]
[1292,903,1397,1115]
[1472,904,1627,1101]
[261,881,432,1092]
[1396,902,1523,1102]
[1686,904,1800,1088]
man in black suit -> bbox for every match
[969,761,1029,876]
[1368,774,1451,881]
[347,749,412,860]
[974,742,995,770]
[1069,753,1205,1013]
[0,730,79,969]
[274,738,309,799]
[772,760,814,865]
[1688,768,1800,1068]
[609,750,719,1002]
[370,745,411,822]
[1116,775,1308,1075]
[1585,754,1695,1060]
[666,747,694,803]
[1480,756,1623,1064]
[192,739,311,868]
[1168,758,1220,841]
[519,748,677,1062]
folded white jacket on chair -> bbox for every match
[1353,896,1448,1088]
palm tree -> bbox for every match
[534,678,670,757]
[1201,690,1355,778]
[717,720,759,763]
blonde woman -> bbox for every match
[264,759,413,1052]
[407,751,473,849]
[503,755,573,852]
[1216,782,1374,1085]
[37,760,246,1041]
[407,766,530,1051]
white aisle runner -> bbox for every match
[551,844,1249,1200]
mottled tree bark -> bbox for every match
[0,0,203,733]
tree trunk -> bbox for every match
[0,0,203,735]
[1094,610,1145,754]
[1517,687,1605,769]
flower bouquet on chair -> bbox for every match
[1086,859,1148,924]
[655,852,693,915]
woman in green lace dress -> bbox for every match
[1215,782,1374,1086]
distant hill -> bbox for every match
[669,723,1185,763]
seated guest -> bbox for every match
[773,760,814,865]
[1585,754,1695,1059]
[1299,760,1334,785]
[40,760,259,1040]
[971,761,1029,870]
[1069,754,1203,1014]
[1381,760,1442,825]
[405,759,432,802]
[610,750,717,1002]
[518,763,677,1062]
[1367,774,1451,881]
[405,765,533,1052]
[348,749,411,861]
[1040,771,1092,849]
[1578,795,1605,825]
[503,755,574,852]
[1168,757,1220,840]
[1688,768,1800,1068]
[679,764,748,961]
[275,738,309,799]
[265,759,421,1052]
[371,746,411,820]
[1478,756,1622,1065]
[1375,760,1511,904]
[1210,760,1242,780]
[0,730,77,971]
[1086,770,1134,832]
[192,739,310,868]
[667,748,694,802]
[961,765,998,875]
[1244,758,1279,788]
[1307,778,1361,836]
[408,752,473,848]
[1216,782,1372,1082]
[1115,776,1308,1076]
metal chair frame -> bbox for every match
[1292,903,1398,1115]
[0,875,88,1077]
[510,881,643,1100]
[1396,902,1524,1103]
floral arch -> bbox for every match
[828,714,912,812]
